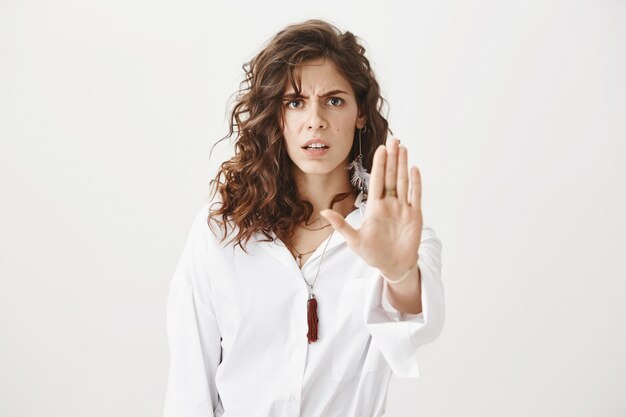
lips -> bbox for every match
[301,138,331,149]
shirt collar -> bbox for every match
[252,200,367,271]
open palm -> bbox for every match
[321,136,423,274]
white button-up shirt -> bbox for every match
[163,200,444,417]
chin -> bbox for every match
[296,165,335,176]
[295,160,350,177]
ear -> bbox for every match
[356,110,367,129]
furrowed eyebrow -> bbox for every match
[282,89,349,100]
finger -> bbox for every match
[397,145,409,206]
[320,209,360,247]
[409,166,422,211]
[368,144,386,200]
[385,136,398,195]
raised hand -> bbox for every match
[321,135,423,278]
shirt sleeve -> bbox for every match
[163,205,222,417]
[363,224,444,378]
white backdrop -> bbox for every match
[1,1,625,416]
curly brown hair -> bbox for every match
[207,18,393,252]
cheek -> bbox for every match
[282,126,299,153]
[282,115,299,136]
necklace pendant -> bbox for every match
[306,293,319,343]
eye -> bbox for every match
[286,100,302,109]
[328,97,344,106]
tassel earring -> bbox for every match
[346,126,370,207]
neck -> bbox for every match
[292,163,357,221]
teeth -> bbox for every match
[306,144,327,149]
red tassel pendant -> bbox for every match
[307,293,319,343]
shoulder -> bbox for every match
[421,224,440,241]
[188,199,239,249]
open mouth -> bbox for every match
[302,145,330,150]
[301,145,330,156]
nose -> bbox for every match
[307,101,327,130]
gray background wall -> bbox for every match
[1,0,624,416]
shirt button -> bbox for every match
[288,394,296,402]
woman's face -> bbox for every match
[281,58,366,178]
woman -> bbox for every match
[163,19,444,417]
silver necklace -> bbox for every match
[292,246,316,268]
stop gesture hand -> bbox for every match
[321,135,423,280]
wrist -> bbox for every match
[379,261,418,285]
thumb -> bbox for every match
[320,209,359,248]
